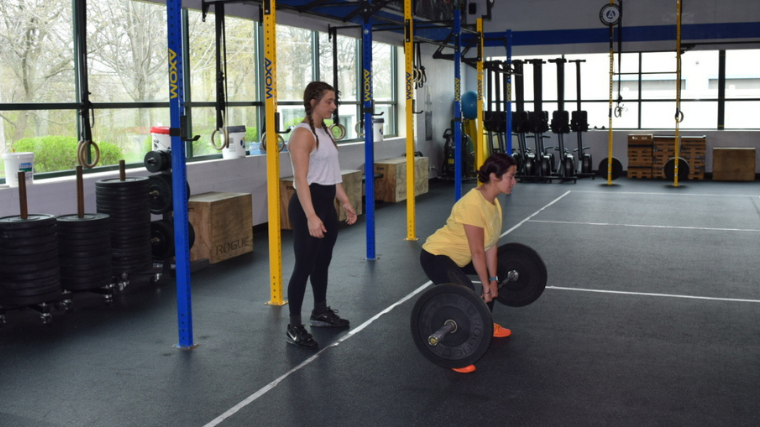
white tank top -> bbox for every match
[291,122,342,187]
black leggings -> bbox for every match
[419,249,495,312]
[287,183,338,318]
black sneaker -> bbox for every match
[286,324,318,349]
[310,307,350,328]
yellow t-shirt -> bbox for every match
[422,188,502,267]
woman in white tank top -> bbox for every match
[284,81,357,349]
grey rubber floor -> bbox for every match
[1,176,759,427]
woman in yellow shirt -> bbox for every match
[419,152,517,373]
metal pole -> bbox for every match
[263,0,285,305]
[475,18,485,172]
[167,0,194,349]
[674,0,683,187]
[404,0,417,242]
[453,7,463,200]
[506,30,513,155]
[363,1,377,260]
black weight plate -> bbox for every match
[0,214,57,230]
[0,249,59,265]
[112,261,152,274]
[663,157,690,181]
[2,268,61,282]
[56,213,110,224]
[0,259,59,274]
[0,226,57,239]
[148,174,173,214]
[0,240,59,255]
[144,150,171,173]
[60,267,112,278]
[95,196,149,205]
[0,273,60,289]
[151,219,174,258]
[59,235,112,246]
[410,284,493,369]
[496,243,548,307]
[95,176,150,187]
[597,157,623,180]
[60,271,112,282]
[59,251,112,262]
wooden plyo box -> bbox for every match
[713,148,756,181]
[188,192,253,264]
[279,169,363,230]
[374,156,429,203]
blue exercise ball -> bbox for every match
[461,91,478,119]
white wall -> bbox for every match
[0,136,412,226]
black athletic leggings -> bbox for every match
[419,248,495,312]
[287,183,338,318]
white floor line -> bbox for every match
[502,191,572,237]
[529,219,760,233]
[572,190,760,199]
[548,286,760,304]
[202,281,433,427]
[204,193,571,426]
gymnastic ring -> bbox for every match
[675,110,685,123]
[261,132,286,152]
[354,121,365,137]
[614,105,624,118]
[77,140,101,169]
[329,123,347,140]
[210,128,229,151]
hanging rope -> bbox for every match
[75,1,100,169]
[209,5,230,150]
[674,0,684,186]
[613,0,625,118]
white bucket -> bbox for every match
[222,125,247,159]
[3,152,35,188]
[372,118,384,142]
[151,126,172,151]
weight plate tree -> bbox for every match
[95,177,153,275]
[0,214,62,307]
[56,213,113,292]
[411,284,494,369]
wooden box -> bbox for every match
[374,156,429,203]
[188,192,253,264]
[279,169,363,230]
[713,148,756,181]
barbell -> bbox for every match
[410,242,547,369]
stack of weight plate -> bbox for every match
[95,177,152,275]
[0,214,61,307]
[56,213,113,291]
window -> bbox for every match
[0,0,75,179]
[0,1,399,182]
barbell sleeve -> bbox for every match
[427,320,457,346]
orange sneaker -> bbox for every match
[451,365,476,373]
[493,323,512,338]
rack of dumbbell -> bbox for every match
[143,150,194,286]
